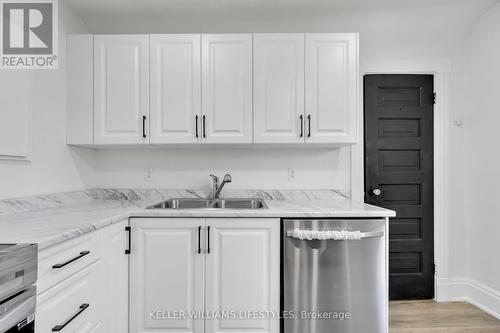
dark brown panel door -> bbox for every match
[364,74,434,300]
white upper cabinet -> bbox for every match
[253,34,305,143]
[202,34,253,143]
[94,35,150,144]
[305,33,358,143]
[150,35,202,144]
[67,33,359,147]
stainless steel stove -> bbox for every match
[0,244,37,333]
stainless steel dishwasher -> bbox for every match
[283,219,388,333]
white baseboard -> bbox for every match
[436,278,500,319]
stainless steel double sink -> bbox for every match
[148,198,268,210]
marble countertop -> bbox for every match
[0,189,395,251]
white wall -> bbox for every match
[94,148,350,190]
[82,2,491,62]
[89,1,495,192]
[0,2,96,199]
[448,55,469,281]
[458,1,500,303]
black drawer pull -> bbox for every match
[195,115,199,138]
[207,226,211,254]
[307,115,311,138]
[52,251,90,269]
[125,226,131,254]
[202,115,206,138]
[52,303,89,331]
[198,226,202,254]
[299,115,304,138]
[142,115,147,138]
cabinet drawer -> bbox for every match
[38,232,101,293]
[36,260,103,333]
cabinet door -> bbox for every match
[130,218,205,333]
[202,34,252,143]
[254,34,304,143]
[100,220,129,333]
[94,35,149,144]
[305,33,358,143]
[205,218,280,333]
[150,35,201,144]
[36,261,103,333]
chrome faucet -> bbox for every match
[210,174,232,199]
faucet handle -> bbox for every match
[209,174,219,199]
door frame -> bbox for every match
[351,59,451,302]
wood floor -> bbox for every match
[390,301,500,333]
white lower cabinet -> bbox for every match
[36,261,103,332]
[100,220,130,333]
[35,220,129,333]
[129,218,205,333]
[34,218,278,333]
[205,218,280,333]
[129,217,280,333]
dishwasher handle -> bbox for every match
[286,229,384,241]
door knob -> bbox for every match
[372,188,381,196]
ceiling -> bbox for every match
[65,0,497,12]
[64,0,500,34]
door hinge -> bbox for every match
[433,263,437,274]
[432,92,436,105]
[125,226,131,254]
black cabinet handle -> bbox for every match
[299,115,304,138]
[307,115,311,138]
[207,226,210,254]
[195,115,199,138]
[125,226,131,254]
[142,115,147,138]
[52,303,89,331]
[202,115,206,138]
[197,226,202,254]
[52,251,90,269]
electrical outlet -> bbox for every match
[288,168,296,182]
[144,169,153,182]
[453,118,464,127]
